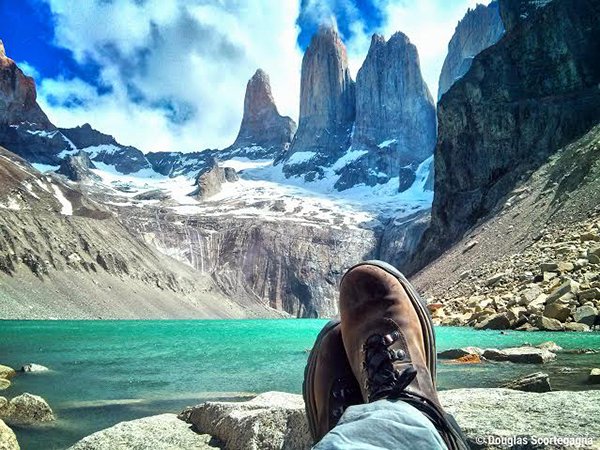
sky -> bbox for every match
[0,0,483,153]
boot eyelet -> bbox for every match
[391,349,406,360]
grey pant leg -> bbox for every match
[314,399,447,450]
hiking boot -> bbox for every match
[339,260,469,450]
[303,320,363,444]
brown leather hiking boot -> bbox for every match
[339,260,469,450]
[303,320,363,444]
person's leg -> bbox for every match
[338,261,468,450]
[303,260,468,449]
[314,399,446,450]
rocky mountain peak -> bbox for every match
[438,1,504,100]
[229,68,296,156]
[297,25,355,128]
[336,30,435,191]
[0,40,51,127]
[244,69,276,118]
[281,25,355,181]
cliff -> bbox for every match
[411,0,600,272]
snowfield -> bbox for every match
[78,152,433,229]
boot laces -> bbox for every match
[362,330,417,402]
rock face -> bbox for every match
[68,414,216,450]
[175,390,600,450]
[499,0,554,32]
[0,146,276,319]
[0,393,54,425]
[438,2,504,100]
[336,32,435,191]
[228,69,296,158]
[282,26,355,181]
[413,0,600,272]
[60,124,151,174]
[0,419,19,450]
[123,212,378,318]
[0,40,51,128]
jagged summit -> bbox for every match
[438,2,504,100]
[281,25,355,181]
[228,68,296,156]
[297,25,355,128]
[335,30,435,191]
[0,39,52,127]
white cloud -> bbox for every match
[38,0,302,152]
[378,0,481,99]
[16,61,40,80]
[35,0,482,152]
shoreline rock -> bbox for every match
[69,389,600,450]
[0,393,55,426]
[0,419,19,450]
[500,372,552,393]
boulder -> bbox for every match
[579,288,600,300]
[440,389,600,449]
[482,346,556,364]
[20,364,49,373]
[540,262,559,273]
[565,322,591,332]
[0,368,15,381]
[536,342,562,353]
[0,398,6,410]
[573,305,598,326]
[485,272,506,287]
[519,285,544,305]
[67,414,215,450]
[500,372,552,393]
[438,347,483,359]
[0,393,54,425]
[179,391,311,450]
[474,312,511,330]
[172,389,600,450]
[590,369,600,384]
[543,301,573,322]
[448,354,482,364]
[531,315,564,331]
[0,419,19,450]
[0,380,9,391]
[545,280,580,304]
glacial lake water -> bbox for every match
[1,320,599,450]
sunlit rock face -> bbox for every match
[281,26,356,182]
[337,32,436,192]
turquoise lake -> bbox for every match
[1,320,599,450]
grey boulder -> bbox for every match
[68,413,216,450]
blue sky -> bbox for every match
[1,0,482,152]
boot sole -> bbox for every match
[302,319,340,444]
[341,260,437,386]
